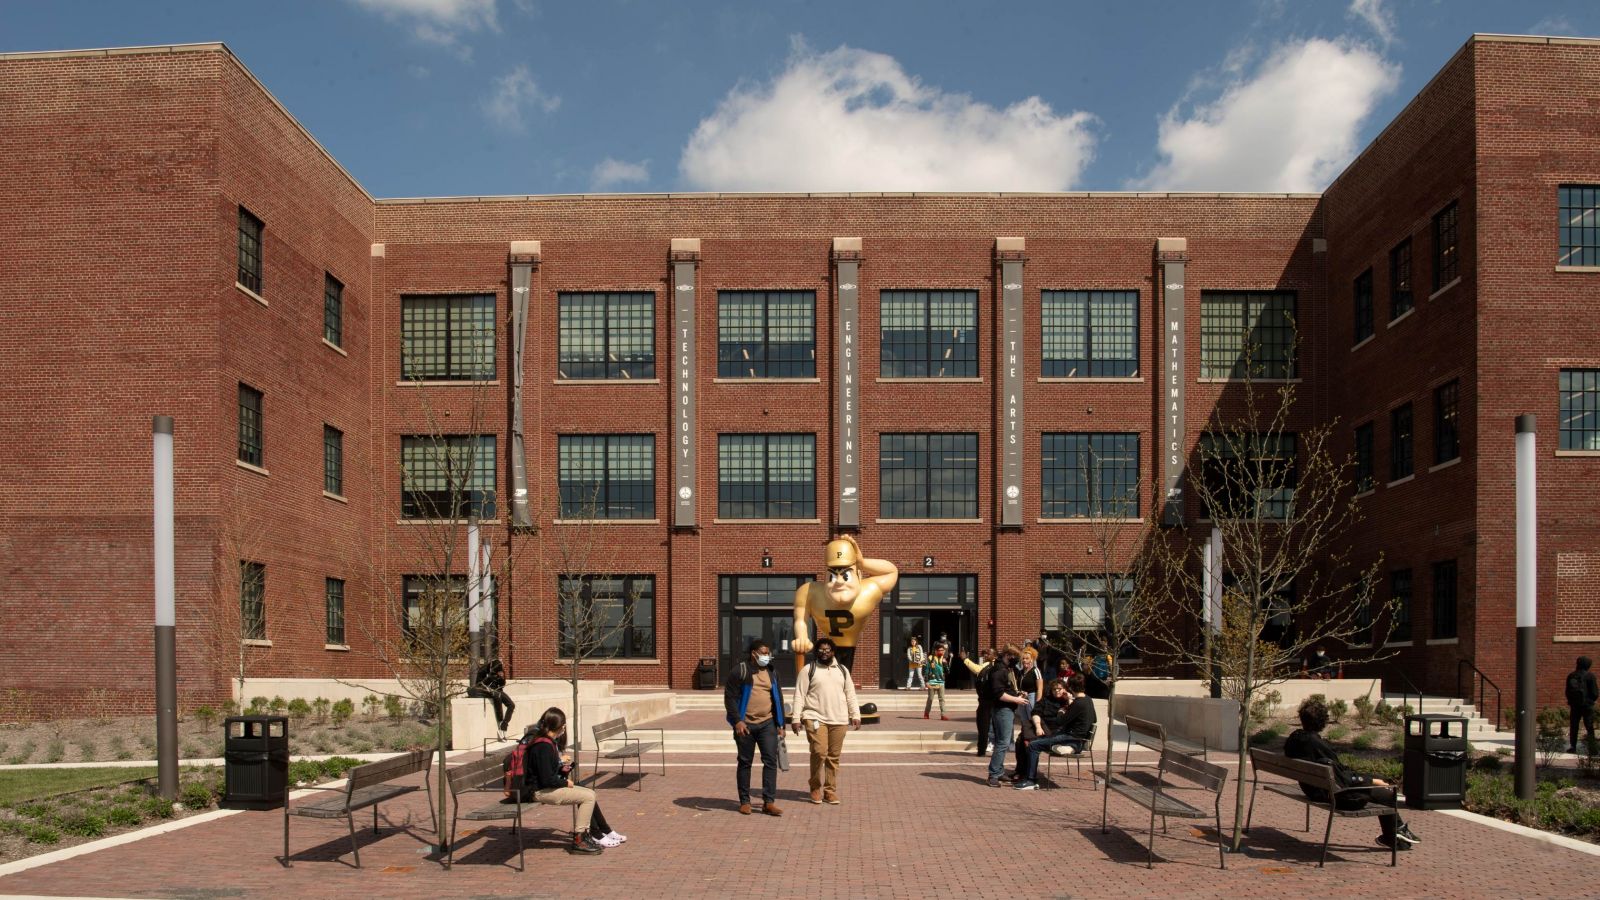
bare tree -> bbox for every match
[200,485,272,706]
[550,488,638,751]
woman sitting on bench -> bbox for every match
[523,707,629,854]
[1284,696,1420,851]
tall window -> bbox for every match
[323,273,343,347]
[240,561,265,640]
[717,291,815,378]
[237,383,263,467]
[1433,380,1460,464]
[323,425,343,496]
[325,577,345,645]
[237,207,262,293]
[717,434,815,519]
[558,575,655,659]
[1390,569,1412,642]
[1354,422,1374,493]
[1559,369,1600,450]
[1389,239,1414,319]
[558,435,654,519]
[1041,433,1139,518]
[400,435,495,519]
[1352,269,1374,344]
[1433,202,1459,290]
[1432,560,1458,640]
[558,291,654,380]
[401,575,465,647]
[880,433,978,518]
[401,294,495,381]
[1042,575,1137,659]
[1042,290,1138,377]
[1199,291,1296,379]
[880,290,978,378]
[1558,185,1600,267]
[1198,433,1296,519]
[1390,403,1414,481]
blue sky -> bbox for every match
[2,1,1595,197]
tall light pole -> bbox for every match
[1514,415,1537,799]
[152,416,178,801]
[467,514,481,671]
[1203,527,1223,698]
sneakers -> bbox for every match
[567,834,603,855]
[987,777,1002,787]
[596,833,624,848]
[738,802,753,815]
[923,713,930,719]
[823,792,840,805]
[809,789,824,805]
[1376,834,1412,852]
[1396,824,1421,846]
[940,715,950,721]
[1014,780,1039,791]
[761,802,783,817]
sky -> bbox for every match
[2,0,1596,198]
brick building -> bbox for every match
[0,35,1595,714]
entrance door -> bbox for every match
[718,575,809,682]
[878,575,978,689]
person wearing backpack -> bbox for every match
[724,638,786,816]
[1566,656,1599,753]
[792,637,860,805]
[515,707,627,854]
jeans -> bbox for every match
[1572,704,1597,750]
[1021,732,1085,781]
[988,707,1016,780]
[906,667,925,689]
[734,718,781,804]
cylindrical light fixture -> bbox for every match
[152,416,178,801]
[1514,414,1537,799]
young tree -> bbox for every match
[201,486,272,705]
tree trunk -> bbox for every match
[1230,655,1256,851]
[1100,681,1118,831]
[435,665,449,852]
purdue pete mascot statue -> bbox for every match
[791,535,899,676]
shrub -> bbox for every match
[193,705,218,734]
[1340,752,1402,782]
[1248,689,1283,726]
[269,696,287,715]
[384,695,405,722]
[288,759,322,785]
[22,822,61,845]
[59,812,107,838]
[16,802,54,821]
[1249,724,1285,746]
[179,781,215,810]
[1326,725,1350,742]
[286,698,311,721]
[221,699,239,717]
[1352,695,1374,725]
[1328,698,1348,723]
[248,696,269,715]
[323,756,363,779]
[331,699,355,728]
[75,739,98,762]
[141,795,176,820]
[1473,754,1503,772]
[1496,746,1513,757]
[6,740,35,765]
[44,739,65,763]
[363,695,382,721]
[312,697,331,723]
[1352,732,1376,750]
[108,805,141,827]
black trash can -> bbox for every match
[1402,713,1467,810]
[222,715,289,810]
[694,658,718,690]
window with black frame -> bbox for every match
[717,434,815,519]
[1353,269,1374,344]
[401,575,466,647]
[1389,238,1413,319]
[879,433,978,518]
[880,290,978,378]
[558,575,655,659]
[1558,185,1600,267]
[238,384,263,467]
[1042,575,1138,659]
[1390,403,1413,481]
[325,577,345,646]
[1041,290,1138,377]
[1041,433,1139,518]
[1559,369,1600,451]
[1198,432,1296,519]
[401,294,495,381]
[324,273,343,347]
[717,291,816,378]
[400,435,495,519]
[1199,290,1296,379]
[237,207,262,294]
[1431,560,1457,640]
[1354,422,1374,494]
[558,291,655,380]
[1433,202,1459,290]
[1389,568,1412,643]
[324,425,343,496]
[240,561,265,640]
[1434,380,1460,464]
[558,434,654,519]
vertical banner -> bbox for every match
[673,258,697,527]
[835,256,861,528]
[999,257,1024,527]
[508,258,533,530]
[1160,256,1186,527]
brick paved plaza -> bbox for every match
[0,745,1591,900]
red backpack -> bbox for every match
[503,735,555,800]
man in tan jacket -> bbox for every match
[791,637,860,805]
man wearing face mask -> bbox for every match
[724,638,786,816]
[792,636,860,805]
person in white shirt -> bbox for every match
[905,636,926,689]
[792,637,860,805]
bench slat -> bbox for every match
[348,750,432,791]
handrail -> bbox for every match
[1387,667,1421,720]
[1456,658,1504,732]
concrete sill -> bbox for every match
[236,283,267,306]
[243,639,273,648]
[1555,449,1600,457]
[1427,277,1461,301]
[1554,635,1600,643]
[1426,638,1459,646]
[711,518,822,524]
[1196,377,1301,384]
[554,378,660,385]
[322,338,348,357]
[396,379,500,387]
[876,377,985,384]
[1383,640,1414,649]
[1386,474,1415,488]
[1037,376,1143,383]
[1388,308,1416,328]
[1554,265,1600,273]
[324,644,350,652]
[1429,457,1462,473]
[323,491,348,504]
[712,377,822,384]
[235,459,269,477]
[1354,489,1375,500]
[1350,334,1375,352]
[397,518,503,525]
[1035,517,1144,524]
[554,658,662,665]
[552,518,660,525]
[875,518,985,524]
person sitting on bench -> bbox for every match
[522,707,628,853]
[1284,696,1419,850]
[468,658,514,737]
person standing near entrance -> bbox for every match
[961,649,996,756]
[792,637,860,805]
[924,644,949,720]
[986,645,1029,787]
[724,638,786,816]
[1567,656,1599,753]
[905,636,926,690]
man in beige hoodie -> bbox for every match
[791,636,860,805]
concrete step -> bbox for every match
[674,691,980,712]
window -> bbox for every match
[323,274,343,347]
[237,207,262,293]
[1042,290,1138,377]
[1198,433,1296,519]
[890,575,978,607]
[717,291,815,378]
[1558,185,1600,267]
[401,575,466,648]
[558,435,654,519]
[237,383,263,467]
[1433,202,1459,290]
[721,574,813,606]
[879,433,979,518]
[1390,403,1414,481]
[558,575,655,659]
[1434,380,1460,464]
[558,291,654,380]
[1354,422,1374,493]
[1041,433,1139,518]
[1351,574,1375,646]
[401,294,495,381]
[400,435,495,519]
[323,425,343,496]
[1390,239,1413,319]
[880,290,978,378]
[1353,269,1374,344]
[1559,369,1600,450]
[717,434,815,519]
[1042,575,1137,659]
[1432,560,1458,640]
[240,561,265,641]
[325,577,345,645]
[1199,291,1296,379]
[1390,569,1412,642]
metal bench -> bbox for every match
[1101,746,1229,869]
[1245,748,1400,868]
[1122,715,1207,770]
[590,717,666,790]
[281,749,435,868]
[1042,722,1098,787]
[444,751,531,871]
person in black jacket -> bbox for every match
[1566,656,1599,752]
[1284,696,1419,850]
[467,658,514,737]
[723,639,786,816]
[985,645,1030,787]
[520,707,627,854]
[1015,675,1095,790]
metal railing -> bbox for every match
[1457,658,1504,732]
[1388,667,1421,719]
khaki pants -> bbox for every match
[924,683,946,715]
[805,722,848,796]
[535,785,594,833]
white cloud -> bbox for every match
[1348,0,1397,46]
[481,65,559,132]
[1132,38,1399,193]
[591,158,650,190]
[679,42,1097,192]
[1528,15,1577,36]
[349,0,496,53]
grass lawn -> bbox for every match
[0,768,157,806]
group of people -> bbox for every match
[956,643,1097,789]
